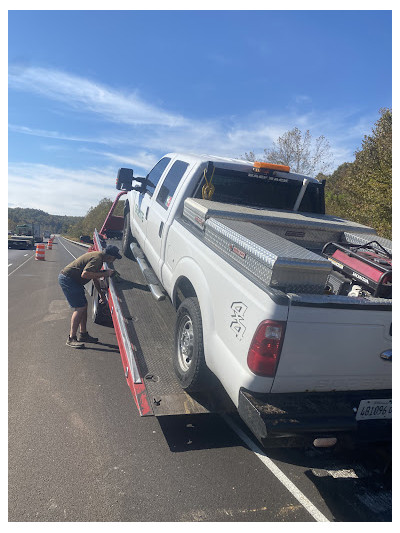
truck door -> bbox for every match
[131,156,171,250]
[144,159,190,280]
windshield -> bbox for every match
[192,168,325,214]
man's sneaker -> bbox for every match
[66,336,85,349]
[77,332,99,343]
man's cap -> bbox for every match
[104,245,122,259]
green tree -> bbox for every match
[325,108,392,238]
[8,218,17,232]
[325,162,355,217]
[67,198,125,239]
[8,207,82,234]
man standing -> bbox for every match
[58,245,122,348]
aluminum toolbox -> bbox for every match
[204,217,332,294]
[341,232,392,255]
[183,198,374,251]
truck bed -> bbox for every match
[110,241,235,417]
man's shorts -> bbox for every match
[58,273,88,308]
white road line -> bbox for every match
[57,238,91,294]
[24,254,28,256]
[8,263,12,267]
[222,415,330,522]
[8,254,35,276]
[57,237,78,260]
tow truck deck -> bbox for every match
[94,227,235,419]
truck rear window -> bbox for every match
[193,168,325,214]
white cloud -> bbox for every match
[8,124,108,144]
[79,148,158,172]
[8,162,119,216]
[294,95,312,104]
[9,66,188,127]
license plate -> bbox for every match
[356,399,392,421]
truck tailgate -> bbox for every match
[271,298,392,393]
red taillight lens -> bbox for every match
[247,320,286,377]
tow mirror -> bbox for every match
[116,168,134,191]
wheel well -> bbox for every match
[173,277,197,309]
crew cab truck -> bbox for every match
[93,153,391,449]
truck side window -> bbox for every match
[145,157,171,197]
[156,160,189,210]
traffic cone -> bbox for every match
[35,243,46,260]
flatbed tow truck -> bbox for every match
[90,192,235,418]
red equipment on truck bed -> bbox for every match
[323,241,392,298]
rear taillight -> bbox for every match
[247,320,286,377]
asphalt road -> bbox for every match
[8,237,392,522]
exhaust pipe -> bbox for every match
[313,437,338,448]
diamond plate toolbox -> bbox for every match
[204,217,332,294]
[342,232,392,255]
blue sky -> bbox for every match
[8,8,392,216]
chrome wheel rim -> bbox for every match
[177,315,194,372]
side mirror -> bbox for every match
[116,168,134,191]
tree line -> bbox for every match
[66,198,125,239]
[324,108,391,238]
[8,207,83,235]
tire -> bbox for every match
[92,284,113,327]
[173,297,208,392]
[122,210,134,258]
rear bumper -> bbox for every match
[238,388,392,448]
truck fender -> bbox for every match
[170,257,215,362]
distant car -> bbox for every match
[80,235,93,244]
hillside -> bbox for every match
[8,207,83,235]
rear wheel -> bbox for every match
[173,297,209,392]
[122,210,134,258]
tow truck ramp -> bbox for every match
[93,230,235,418]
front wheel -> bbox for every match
[121,210,134,258]
[173,297,209,392]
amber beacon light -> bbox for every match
[253,161,290,173]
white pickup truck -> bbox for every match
[115,152,392,448]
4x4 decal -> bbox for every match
[230,302,247,340]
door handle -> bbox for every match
[145,207,149,220]
[159,222,164,237]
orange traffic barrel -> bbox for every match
[47,240,52,250]
[35,242,46,260]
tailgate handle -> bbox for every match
[159,221,164,237]
[380,349,392,362]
